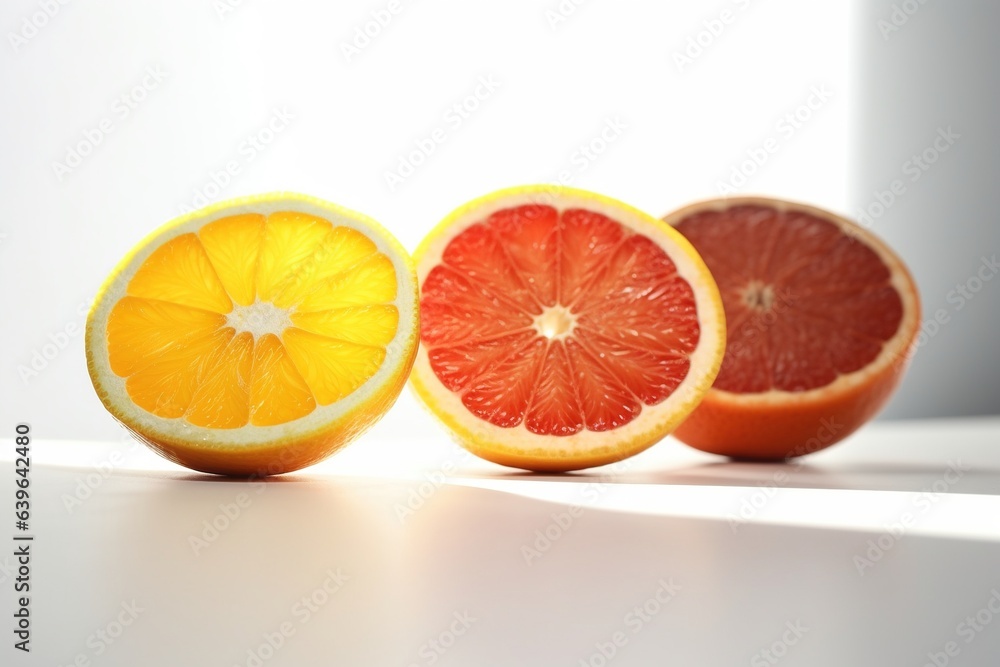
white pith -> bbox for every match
[226,299,292,339]
[532,304,578,341]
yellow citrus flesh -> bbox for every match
[86,193,418,476]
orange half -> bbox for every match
[86,193,418,475]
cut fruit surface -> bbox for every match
[667,196,921,460]
[86,193,419,475]
[411,186,726,471]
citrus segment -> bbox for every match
[559,209,627,308]
[283,328,386,405]
[126,234,233,313]
[246,333,316,427]
[524,342,583,436]
[410,186,726,472]
[439,219,542,314]
[290,305,399,347]
[187,332,255,428]
[460,336,548,429]
[124,327,235,419]
[574,328,691,405]
[563,337,641,432]
[487,204,559,306]
[274,226,379,309]
[295,253,397,312]
[573,236,701,355]
[425,330,538,393]
[666,197,921,459]
[106,297,227,377]
[420,267,534,346]
[86,193,419,475]
[198,213,265,306]
[255,211,336,305]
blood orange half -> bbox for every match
[410,186,726,471]
[666,196,921,460]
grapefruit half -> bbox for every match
[666,196,921,460]
[410,185,726,472]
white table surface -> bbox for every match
[2,417,999,666]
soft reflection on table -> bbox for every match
[3,417,999,666]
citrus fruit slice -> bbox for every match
[666,196,921,460]
[410,185,726,472]
[85,193,418,476]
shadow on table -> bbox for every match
[465,460,1000,496]
[46,463,1000,666]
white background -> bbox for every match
[0,0,995,443]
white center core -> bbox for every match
[226,300,292,339]
[741,280,776,311]
[533,304,577,340]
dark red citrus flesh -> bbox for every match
[673,205,903,394]
[420,204,701,436]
